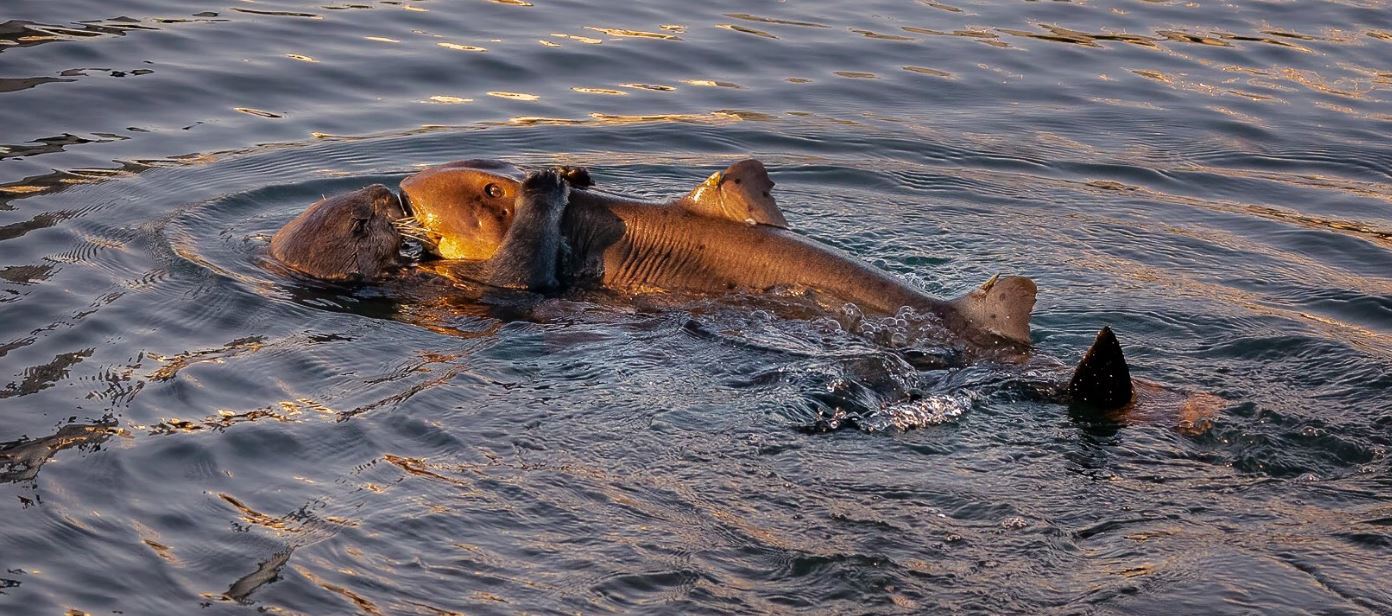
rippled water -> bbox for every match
[3,0,1391,613]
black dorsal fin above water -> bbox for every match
[1068,326,1134,410]
[679,159,789,228]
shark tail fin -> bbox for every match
[948,274,1037,345]
[1068,326,1134,410]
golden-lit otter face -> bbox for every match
[398,160,524,260]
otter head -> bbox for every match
[398,160,527,260]
[269,184,406,281]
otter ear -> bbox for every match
[679,159,788,228]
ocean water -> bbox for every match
[2,0,1390,613]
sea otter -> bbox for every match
[269,184,406,281]
[269,171,570,287]
[398,159,1037,349]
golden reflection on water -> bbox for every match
[549,32,602,44]
[502,117,583,126]
[437,42,486,52]
[0,184,47,195]
[851,28,913,41]
[293,567,385,615]
[230,8,320,19]
[503,110,753,127]
[681,79,742,89]
[147,336,266,382]
[903,26,1012,48]
[138,533,177,563]
[1,424,124,484]
[620,82,677,91]
[717,24,777,40]
[903,65,952,78]
[232,107,282,119]
[1156,30,1231,47]
[487,91,540,101]
[571,87,626,96]
[919,0,963,13]
[384,454,479,492]
[423,95,472,104]
[724,13,828,28]
[587,27,680,41]
[219,493,293,532]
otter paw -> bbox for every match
[521,169,570,203]
[555,166,594,189]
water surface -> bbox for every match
[2,0,1391,613]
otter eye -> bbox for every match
[484,183,503,199]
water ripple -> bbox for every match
[2,0,1391,613]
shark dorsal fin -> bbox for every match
[680,159,788,228]
[1068,326,1134,411]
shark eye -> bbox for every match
[484,183,503,199]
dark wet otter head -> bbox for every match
[269,184,405,281]
[398,160,526,260]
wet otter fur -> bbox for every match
[270,171,571,289]
[269,184,406,281]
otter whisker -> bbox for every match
[392,219,429,234]
[392,217,439,249]
[394,225,431,239]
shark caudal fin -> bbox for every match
[1068,326,1134,410]
[948,274,1036,345]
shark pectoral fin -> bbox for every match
[679,159,789,228]
[1068,326,1134,411]
[949,274,1036,345]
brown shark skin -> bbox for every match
[402,160,1037,346]
[565,190,973,317]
